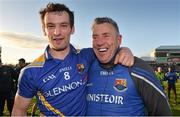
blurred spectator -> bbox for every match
[13,58,27,93]
[165,66,178,104]
[0,59,16,115]
[156,66,165,89]
[18,58,26,69]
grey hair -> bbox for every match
[92,17,120,34]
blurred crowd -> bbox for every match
[0,58,27,116]
[155,65,180,105]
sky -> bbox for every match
[0,0,180,64]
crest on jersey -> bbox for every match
[77,63,85,74]
[113,79,127,92]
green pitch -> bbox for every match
[166,79,180,115]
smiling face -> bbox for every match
[43,11,74,52]
[92,23,122,63]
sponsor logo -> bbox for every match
[43,74,56,83]
[113,79,127,92]
[87,94,123,105]
[59,66,72,73]
[43,79,86,97]
[100,71,114,76]
[77,63,85,74]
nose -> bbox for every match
[95,37,105,46]
[54,26,61,36]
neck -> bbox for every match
[49,46,70,60]
[99,47,120,70]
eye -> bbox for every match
[61,24,68,28]
[46,24,55,29]
[92,35,98,40]
[103,33,111,39]
[60,23,70,29]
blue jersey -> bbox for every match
[87,57,171,116]
[165,71,177,85]
[18,45,93,116]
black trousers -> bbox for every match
[168,84,177,101]
[0,92,14,116]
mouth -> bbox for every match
[98,48,108,52]
[52,37,64,45]
[53,37,64,40]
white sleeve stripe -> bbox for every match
[131,72,166,99]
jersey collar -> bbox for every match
[44,44,78,61]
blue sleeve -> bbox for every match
[79,48,95,64]
[18,68,37,98]
[131,57,172,115]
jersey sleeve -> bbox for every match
[17,67,37,98]
[130,57,172,116]
[79,48,95,65]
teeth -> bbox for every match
[53,38,63,40]
[98,48,107,52]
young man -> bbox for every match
[12,3,133,116]
[14,58,27,93]
[165,66,178,104]
[86,17,172,116]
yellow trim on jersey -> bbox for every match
[33,54,46,63]
[28,54,46,67]
[37,91,65,116]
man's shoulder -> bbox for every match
[77,48,95,63]
[132,56,154,73]
[78,48,93,54]
[33,54,46,63]
[25,54,46,69]
[133,57,148,66]
[130,57,162,87]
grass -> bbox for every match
[3,79,180,116]
[165,79,180,116]
[3,96,39,116]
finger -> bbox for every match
[114,53,120,64]
[123,56,134,67]
[115,52,125,64]
[126,56,134,67]
[122,54,134,67]
[121,56,129,66]
[130,58,134,66]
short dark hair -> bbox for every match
[19,58,25,63]
[39,2,74,28]
[92,17,120,34]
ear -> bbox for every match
[42,24,46,36]
[117,34,122,46]
[71,26,75,34]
